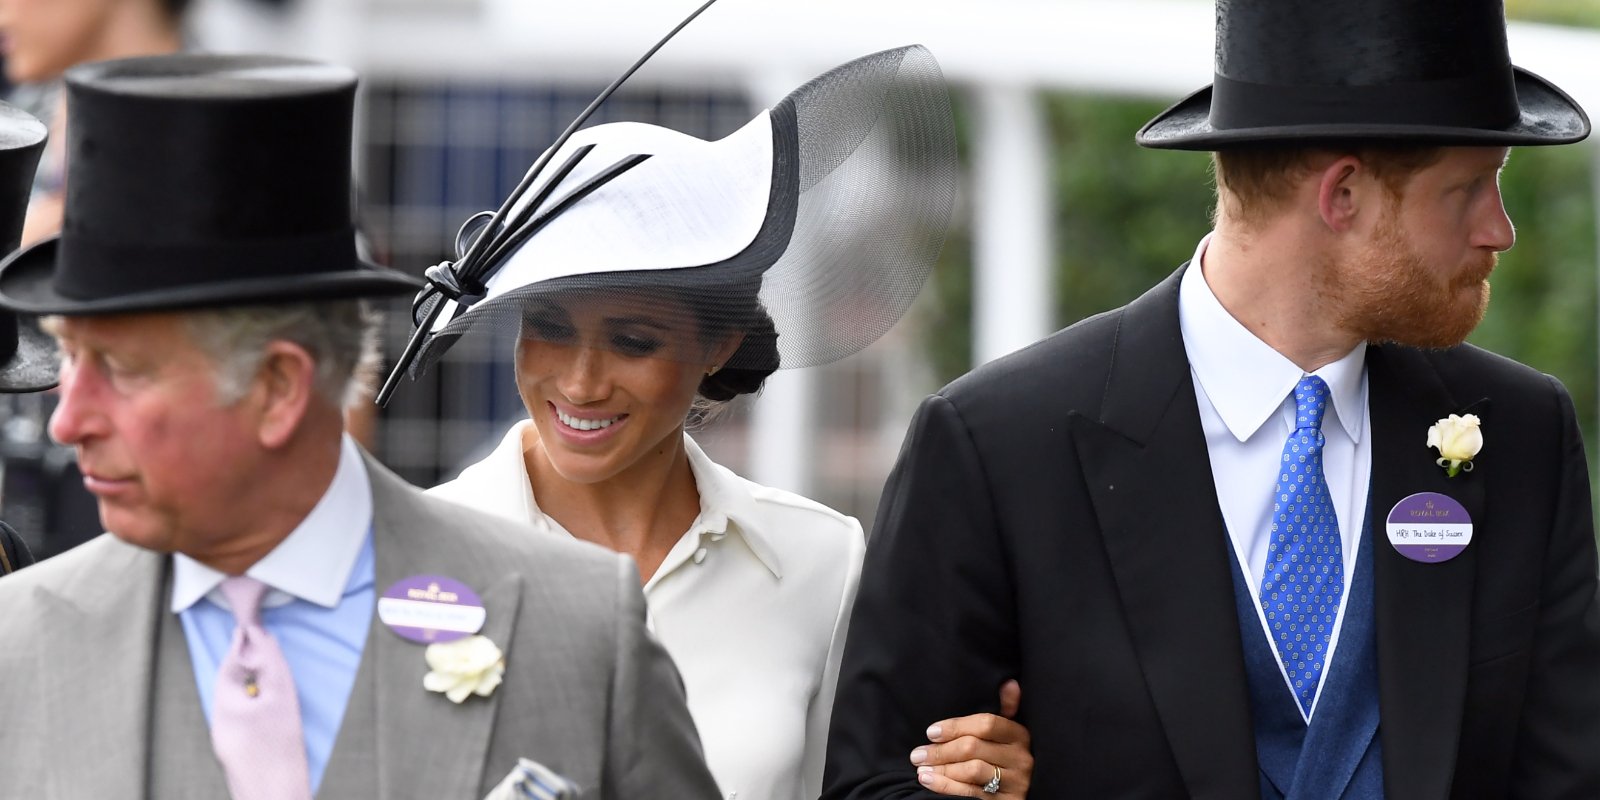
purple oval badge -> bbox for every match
[377,575,486,644]
[1386,492,1472,564]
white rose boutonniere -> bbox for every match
[1427,413,1482,478]
[423,634,505,703]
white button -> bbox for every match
[693,548,708,564]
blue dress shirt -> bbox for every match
[172,436,376,793]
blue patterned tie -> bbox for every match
[1261,375,1344,716]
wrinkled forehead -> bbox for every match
[43,310,189,347]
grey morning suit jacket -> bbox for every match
[0,451,721,799]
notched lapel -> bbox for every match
[1067,268,1258,799]
[1071,397,1259,800]
[1367,345,1481,799]
[371,571,523,798]
[34,541,166,797]
[320,459,528,799]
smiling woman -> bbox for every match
[513,292,731,500]
[409,44,1038,800]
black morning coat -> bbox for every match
[822,267,1600,799]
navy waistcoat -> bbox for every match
[1228,502,1385,800]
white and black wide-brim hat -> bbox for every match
[386,44,956,389]
[0,54,422,316]
[0,102,58,393]
[1138,0,1589,150]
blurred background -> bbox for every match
[4,0,1599,553]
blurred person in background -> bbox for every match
[397,45,1034,800]
[0,0,188,244]
[0,53,722,798]
[824,0,1600,797]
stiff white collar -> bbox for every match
[170,434,374,612]
[1179,234,1367,444]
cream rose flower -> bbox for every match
[423,634,505,703]
[1427,413,1483,477]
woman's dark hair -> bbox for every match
[698,310,778,401]
[687,281,779,402]
[163,0,195,19]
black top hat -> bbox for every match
[0,54,421,316]
[0,102,57,392]
[1138,0,1590,150]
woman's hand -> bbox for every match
[911,679,1033,798]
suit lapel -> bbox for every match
[34,539,166,797]
[147,570,231,799]
[1366,345,1482,799]
[321,457,523,799]
[1070,268,1260,799]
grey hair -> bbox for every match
[183,300,384,408]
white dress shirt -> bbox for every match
[1178,235,1371,719]
[429,421,864,800]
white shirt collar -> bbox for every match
[481,420,783,579]
[170,434,374,612]
[1179,234,1367,444]
[682,435,782,579]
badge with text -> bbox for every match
[378,575,486,644]
[1386,492,1472,564]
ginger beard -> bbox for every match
[1324,209,1496,349]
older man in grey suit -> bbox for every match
[0,54,720,799]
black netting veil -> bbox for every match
[401,44,956,391]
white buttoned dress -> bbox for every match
[429,421,864,800]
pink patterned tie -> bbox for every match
[210,576,313,800]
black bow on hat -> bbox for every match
[1138,0,1590,149]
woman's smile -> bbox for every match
[548,401,630,446]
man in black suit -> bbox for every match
[822,1,1600,798]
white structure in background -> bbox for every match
[194,0,1600,497]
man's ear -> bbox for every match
[252,340,318,449]
[1316,155,1372,233]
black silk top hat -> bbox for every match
[0,54,421,316]
[0,102,56,392]
[1137,0,1591,150]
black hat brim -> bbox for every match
[0,237,424,315]
[1138,67,1590,150]
[0,315,59,392]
